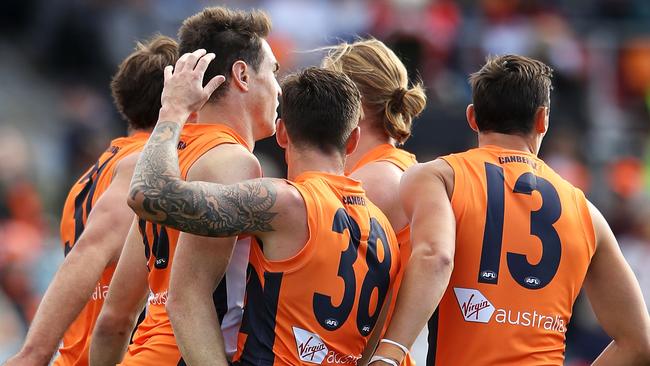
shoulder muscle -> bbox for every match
[188,143,262,184]
[352,161,405,230]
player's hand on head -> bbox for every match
[159,49,225,123]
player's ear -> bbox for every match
[231,60,249,92]
[534,106,549,134]
[466,104,479,132]
[345,126,360,156]
[275,118,288,149]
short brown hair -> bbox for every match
[323,38,426,144]
[111,35,178,131]
[469,54,553,135]
[280,67,361,154]
[178,7,271,103]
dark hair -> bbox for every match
[111,35,178,130]
[280,67,362,154]
[178,7,271,103]
[469,54,553,135]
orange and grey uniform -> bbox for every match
[347,144,417,366]
[55,132,149,366]
[123,124,252,365]
[428,146,596,365]
[233,172,401,366]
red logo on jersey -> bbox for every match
[299,336,327,361]
[293,327,328,364]
[461,294,491,320]
[453,288,495,323]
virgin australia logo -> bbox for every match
[453,287,495,323]
[293,327,328,364]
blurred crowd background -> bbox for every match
[1,0,649,364]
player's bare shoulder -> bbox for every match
[241,176,308,260]
[112,152,141,180]
[189,143,262,183]
[351,161,403,214]
[402,158,455,200]
[353,161,404,188]
[268,178,306,230]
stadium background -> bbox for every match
[0,0,649,364]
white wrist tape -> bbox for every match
[379,338,409,355]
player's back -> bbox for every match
[347,143,416,262]
[127,124,251,364]
[430,145,596,365]
[55,132,149,366]
[234,172,401,366]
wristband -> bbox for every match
[379,338,409,356]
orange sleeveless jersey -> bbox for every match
[348,144,417,366]
[54,132,149,366]
[427,146,596,366]
[347,144,417,251]
[123,124,251,366]
[233,172,401,366]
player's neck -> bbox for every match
[196,101,256,149]
[345,118,394,171]
[477,131,540,156]
[286,147,346,181]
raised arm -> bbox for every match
[371,159,456,364]
[128,120,278,237]
[90,218,149,366]
[128,49,284,238]
[166,145,262,365]
[4,154,140,366]
[586,201,650,365]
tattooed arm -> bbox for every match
[127,49,298,238]
[128,120,285,237]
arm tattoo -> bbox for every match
[130,121,277,237]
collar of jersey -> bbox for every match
[182,123,253,152]
[347,143,397,175]
[294,171,364,193]
[479,144,541,160]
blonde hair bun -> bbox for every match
[323,38,427,144]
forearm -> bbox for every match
[360,290,393,365]
[89,303,144,366]
[592,340,650,366]
[375,253,453,362]
[17,249,109,363]
[129,120,184,222]
[167,292,229,365]
[89,325,133,366]
[168,234,234,365]
[89,268,148,365]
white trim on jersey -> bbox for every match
[221,236,252,357]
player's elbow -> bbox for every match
[126,187,146,216]
[166,290,195,328]
[93,309,136,339]
[410,243,454,278]
[429,251,454,279]
[67,239,108,263]
[166,278,201,315]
